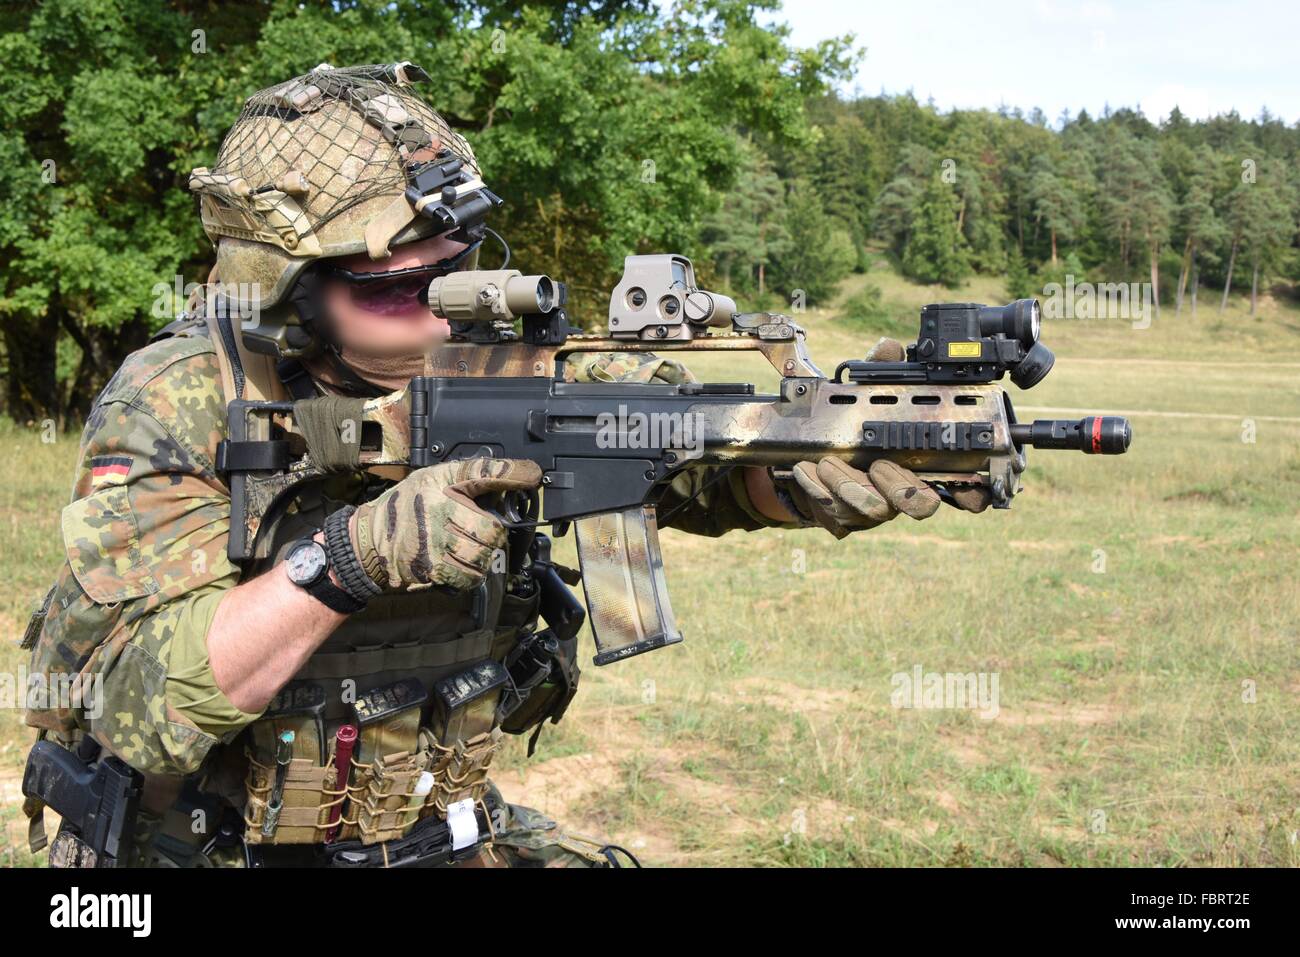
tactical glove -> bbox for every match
[786,337,992,537]
[785,458,933,538]
[347,458,543,593]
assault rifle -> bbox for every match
[219,255,1130,665]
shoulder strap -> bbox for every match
[197,266,289,403]
[276,358,320,400]
[204,311,244,401]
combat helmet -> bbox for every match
[189,62,499,358]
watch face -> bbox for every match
[286,540,328,587]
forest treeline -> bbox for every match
[3,0,1297,422]
[770,93,1299,320]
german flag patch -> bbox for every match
[90,455,133,488]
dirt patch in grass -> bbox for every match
[499,750,624,819]
[931,789,962,814]
[865,533,968,549]
[497,745,692,864]
[730,677,859,716]
[1007,540,1072,552]
[938,730,991,767]
[995,700,1123,727]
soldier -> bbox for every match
[21,63,987,868]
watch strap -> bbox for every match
[304,574,367,614]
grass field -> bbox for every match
[2,266,1298,867]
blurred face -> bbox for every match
[321,234,471,358]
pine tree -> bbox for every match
[1173,149,1225,316]
[1026,154,1086,267]
[703,145,792,296]
[771,181,857,305]
[1005,247,1035,300]
[871,144,934,258]
[1129,139,1174,319]
[901,175,971,287]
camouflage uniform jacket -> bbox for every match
[24,332,770,857]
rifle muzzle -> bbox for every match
[1010,417,1131,454]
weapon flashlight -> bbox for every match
[978,298,1041,346]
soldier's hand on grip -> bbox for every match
[788,459,938,538]
[349,458,543,592]
[863,336,994,515]
[784,338,990,536]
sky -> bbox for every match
[759,0,1298,126]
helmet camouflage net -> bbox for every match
[190,62,483,310]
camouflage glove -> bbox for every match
[787,459,940,539]
[871,336,993,516]
[784,337,991,537]
[348,458,542,592]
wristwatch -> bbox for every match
[284,538,367,614]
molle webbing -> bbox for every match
[292,633,493,681]
[293,396,368,471]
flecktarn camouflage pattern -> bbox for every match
[26,334,236,771]
[22,317,723,866]
[567,352,695,386]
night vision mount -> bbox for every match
[406,148,503,246]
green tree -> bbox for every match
[1237,162,1297,315]
[1094,127,1150,270]
[900,174,970,287]
[943,111,1010,273]
[1173,148,1226,316]
[871,143,934,258]
[1005,246,1034,300]
[1026,153,1086,267]
[802,94,882,267]
[0,0,852,421]
[1211,163,1293,315]
[769,179,856,305]
[702,144,791,296]
[1128,138,1175,318]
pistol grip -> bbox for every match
[573,506,683,666]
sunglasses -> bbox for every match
[323,242,481,314]
[323,241,481,286]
